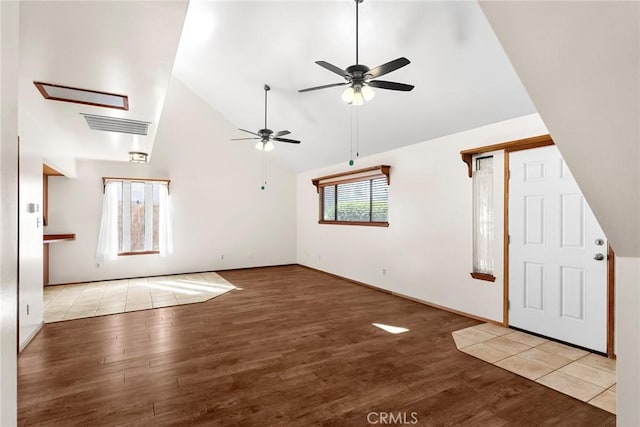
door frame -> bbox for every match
[460,134,615,358]
[502,138,615,358]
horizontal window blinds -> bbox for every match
[322,177,388,223]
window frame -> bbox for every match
[471,155,496,282]
[102,176,170,256]
[312,165,390,227]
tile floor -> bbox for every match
[452,323,616,414]
[44,271,236,323]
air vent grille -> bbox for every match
[81,113,150,135]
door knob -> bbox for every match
[594,253,605,261]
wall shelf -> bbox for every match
[43,233,75,244]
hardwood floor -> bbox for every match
[18,265,615,426]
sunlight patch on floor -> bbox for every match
[43,272,236,323]
[373,323,410,334]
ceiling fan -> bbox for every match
[231,84,301,151]
[298,0,414,106]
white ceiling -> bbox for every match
[19,0,535,173]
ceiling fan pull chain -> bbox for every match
[356,107,360,158]
[349,107,354,166]
[261,149,267,190]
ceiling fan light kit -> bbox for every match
[298,0,414,105]
[255,140,275,152]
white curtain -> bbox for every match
[473,167,494,274]
[158,184,173,257]
[96,181,119,265]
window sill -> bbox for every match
[318,220,389,227]
[118,251,160,256]
[470,272,496,282]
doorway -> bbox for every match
[507,145,609,353]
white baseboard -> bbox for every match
[19,321,44,353]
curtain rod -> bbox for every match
[102,176,171,194]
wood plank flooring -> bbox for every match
[18,265,615,426]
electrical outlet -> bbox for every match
[382,268,387,275]
[221,254,224,260]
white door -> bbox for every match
[509,145,607,353]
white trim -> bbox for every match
[19,321,43,353]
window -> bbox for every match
[96,177,172,263]
[472,156,495,281]
[116,180,163,255]
[312,165,390,227]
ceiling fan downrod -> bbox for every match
[264,84,270,131]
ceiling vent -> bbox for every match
[81,113,150,135]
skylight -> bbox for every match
[34,81,129,110]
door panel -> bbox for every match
[509,145,607,352]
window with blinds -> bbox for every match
[312,165,391,227]
[320,176,389,225]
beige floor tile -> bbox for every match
[125,301,152,309]
[473,323,512,336]
[452,334,477,349]
[609,384,616,392]
[44,271,234,323]
[151,295,178,304]
[63,310,96,320]
[495,355,554,380]
[175,296,205,305]
[588,389,616,414]
[517,347,573,370]
[75,297,103,305]
[101,292,128,300]
[44,313,66,323]
[126,296,152,304]
[452,326,495,344]
[97,300,126,310]
[577,353,616,375]
[460,342,512,363]
[150,290,176,298]
[202,284,235,293]
[503,331,548,347]
[95,307,125,316]
[45,302,74,310]
[69,303,99,312]
[559,361,616,388]
[152,301,178,308]
[537,371,605,402]
[536,341,589,361]
[483,336,531,355]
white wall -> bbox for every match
[0,0,19,423]
[479,1,640,258]
[17,143,43,350]
[297,113,547,322]
[47,77,297,284]
[479,3,640,424]
[616,256,640,426]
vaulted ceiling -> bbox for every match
[19,1,536,174]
